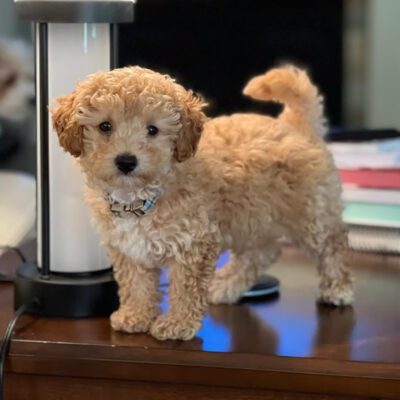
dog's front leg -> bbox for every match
[108,247,161,334]
[150,252,217,341]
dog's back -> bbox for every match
[199,65,332,175]
[197,66,335,234]
[205,67,352,308]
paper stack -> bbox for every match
[327,135,400,253]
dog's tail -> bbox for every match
[243,65,326,136]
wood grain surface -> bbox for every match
[1,245,399,399]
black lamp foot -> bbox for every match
[14,263,119,317]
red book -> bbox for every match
[339,169,400,189]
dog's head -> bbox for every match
[51,67,207,194]
[0,40,34,120]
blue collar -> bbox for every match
[107,193,158,218]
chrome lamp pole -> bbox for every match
[14,0,135,317]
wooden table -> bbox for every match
[1,246,399,400]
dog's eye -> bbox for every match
[147,125,159,136]
[99,121,112,133]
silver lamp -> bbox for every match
[14,0,135,317]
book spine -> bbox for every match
[339,170,400,189]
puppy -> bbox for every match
[52,65,353,341]
[0,40,34,120]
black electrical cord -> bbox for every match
[0,303,29,400]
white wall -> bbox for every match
[366,0,400,129]
[0,0,31,39]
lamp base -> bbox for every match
[241,275,280,299]
[14,263,119,317]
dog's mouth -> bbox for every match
[111,173,145,189]
[87,161,160,194]
[116,171,134,179]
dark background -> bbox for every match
[119,0,343,125]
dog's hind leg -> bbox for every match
[296,222,354,306]
[293,175,354,306]
[209,243,281,305]
[317,239,354,306]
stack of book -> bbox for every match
[327,131,400,253]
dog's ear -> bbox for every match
[51,92,83,157]
[174,90,207,162]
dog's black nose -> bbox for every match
[115,153,138,174]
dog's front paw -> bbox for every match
[149,314,201,341]
[110,306,159,333]
[318,280,354,306]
